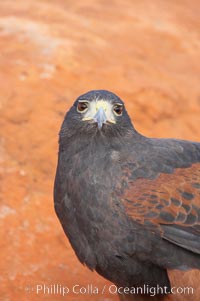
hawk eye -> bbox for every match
[77,101,88,113]
[113,104,123,116]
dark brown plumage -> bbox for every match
[54,90,200,300]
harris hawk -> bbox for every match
[54,90,200,300]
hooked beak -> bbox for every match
[93,107,107,129]
[82,100,116,128]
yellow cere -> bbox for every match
[82,117,92,121]
[95,100,108,112]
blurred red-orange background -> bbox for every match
[0,1,200,300]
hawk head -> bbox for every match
[60,90,135,138]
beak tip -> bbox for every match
[97,123,103,129]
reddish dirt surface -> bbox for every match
[0,1,200,300]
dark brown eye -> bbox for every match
[77,102,88,113]
[113,104,123,116]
